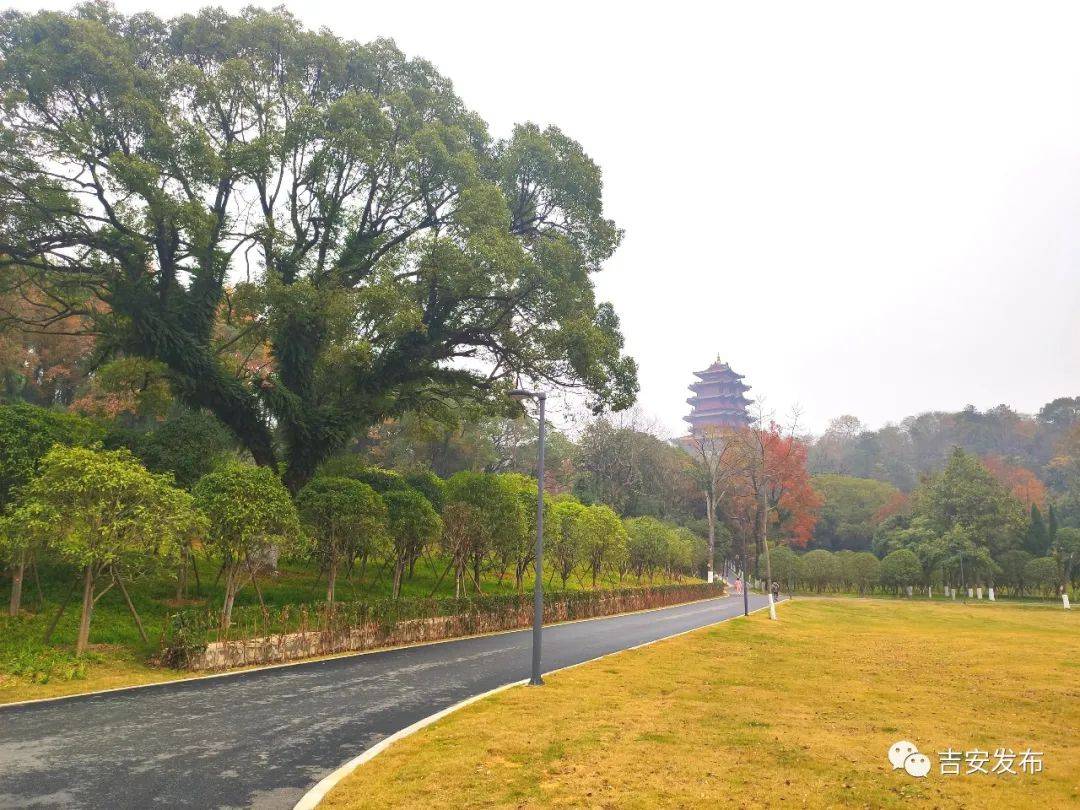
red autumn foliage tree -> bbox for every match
[723,423,821,578]
[981,455,1046,509]
[755,429,821,548]
[872,490,911,524]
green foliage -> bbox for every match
[1024,557,1060,595]
[767,544,802,590]
[0,402,100,510]
[573,503,628,586]
[624,517,672,579]
[382,489,442,597]
[1027,504,1050,557]
[811,474,899,551]
[800,549,841,592]
[846,551,881,594]
[666,527,698,577]
[918,449,1027,557]
[160,582,724,664]
[319,457,408,494]
[573,417,694,518]
[548,495,587,586]
[998,549,1033,594]
[107,409,234,490]
[445,471,526,571]
[0,5,637,490]
[193,462,301,626]
[879,549,922,591]
[296,477,389,602]
[5,446,200,573]
[4,445,203,652]
[404,470,447,512]
[193,464,302,565]
[496,472,547,587]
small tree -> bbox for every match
[1025,556,1060,597]
[383,489,442,598]
[880,549,922,595]
[194,463,301,627]
[444,472,524,587]
[499,473,548,591]
[296,477,389,605]
[768,544,803,592]
[404,470,447,512]
[848,551,881,594]
[4,446,202,653]
[0,402,99,615]
[801,549,840,592]
[574,504,628,587]
[440,502,486,597]
[548,496,587,588]
[665,526,696,581]
[998,549,1033,596]
[1054,527,1080,590]
[624,516,670,581]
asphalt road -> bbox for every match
[0,592,776,809]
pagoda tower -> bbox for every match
[684,357,752,433]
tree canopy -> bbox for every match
[0,4,637,491]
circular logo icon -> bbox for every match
[888,740,918,770]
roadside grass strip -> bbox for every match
[321,599,1079,809]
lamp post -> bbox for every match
[508,387,546,686]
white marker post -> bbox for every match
[928,586,932,599]
[967,588,974,598]
[951,588,956,600]
[988,587,995,601]
[977,587,983,600]
[1064,593,1072,610]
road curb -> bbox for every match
[293,598,781,809]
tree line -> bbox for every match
[772,447,1078,596]
[0,402,706,655]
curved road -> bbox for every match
[0,593,775,809]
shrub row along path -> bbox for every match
[0,592,776,809]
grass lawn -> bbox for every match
[323,598,1079,809]
[0,556,691,704]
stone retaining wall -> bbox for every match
[191,583,724,670]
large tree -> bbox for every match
[0,5,637,490]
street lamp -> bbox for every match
[508,387,546,686]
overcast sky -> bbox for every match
[13,0,1080,435]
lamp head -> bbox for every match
[508,388,535,402]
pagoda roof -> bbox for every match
[692,358,746,380]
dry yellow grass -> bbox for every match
[323,599,1079,809]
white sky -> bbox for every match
[13,0,1080,435]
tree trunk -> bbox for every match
[8,548,26,616]
[326,552,338,605]
[221,564,240,629]
[392,559,404,599]
[176,545,189,602]
[44,578,78,643]
[190,551,202,596]
[76,565,94,656]
[114,568,149,645]
[705,493,716,582]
